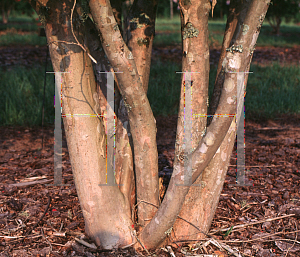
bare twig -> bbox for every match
[59,222,64,232]
[221,229,300,243]
[284,221,298,257]
[166,245,176,257]
[128,225,150,255]
[41,228,53,252]
[209,214,295,234]
[0,235,25,238]
[70,0,97,64]
[47,220,58,232]
[228,165,283,167]
[23,195,51,240]
[271,238,300,245]
[9,179,53,187]
[74,237,97,249]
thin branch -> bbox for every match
[136,200,210,238]
[48,40,97,64]
[41,228,53,252]
[221,229,300,244]
[23,195,51,240]
[285,221,298,257]
[74,237,97,249]
[47,0,97,64]
[209,214,295,235]
[71,0,80,46]
[128,225,150,255]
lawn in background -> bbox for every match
[148,61,300,120]
[1,61,299,126]
[0,66,54,126]
[1,14,299,126]
[0,15,299,47]
[154,16,300,47]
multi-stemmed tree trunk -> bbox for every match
[28,0,270,251]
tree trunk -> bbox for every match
[170,0,173,20]
[27,0,271,251]
[28,0,134,249]
[2,8,10,24]
[267,16,282,35]
[275,16,281,35]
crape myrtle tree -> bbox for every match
[27,0,270,251]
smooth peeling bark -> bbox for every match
[171,0,211,242]
[114,0,158,211]
[89,0,160,227]
[208,0,250,126]
[82,16,135,216]
[28,0,133,249]
[171,0,271,244]
[139,0,270,249]
[171,119,237,242]
[126,0,157,92]
[171,0,251,241]
[139,70,239,250]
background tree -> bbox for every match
[27,0,270,251]
[0,0,33,24]
[265,0,300,35]
[1,0,16,24]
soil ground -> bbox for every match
[0,44,300,256]
[1,44,300,68]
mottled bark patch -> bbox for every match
[182,22,199,40]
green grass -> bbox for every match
[1,62,299,126]
[0,22,38,32]
[154,16,300,47]
[0,66,55,126]
[245,63,300,121]
[153,33,181,46]
[147,60,300,121]
[0,32,47,46]
[256,24,300,47]
[1,14,299,47]
[0,13,39,23]
[147,60,182,117]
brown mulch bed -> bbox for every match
[0,40,299,256]
[0,113,299,256]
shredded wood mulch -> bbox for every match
[0,40,300,256]
[0,113,299,256]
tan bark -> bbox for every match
[122,0,158,226]
[139,0,271,250]
[171,0,249,242]
[89,0,160,228]
[2,9,9,24]
[29,0,133,249]
[27,0,271,251]
[171,0,211,242]
[80,8,135,219]
[125,0,157,92]
[208,0,250,126]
